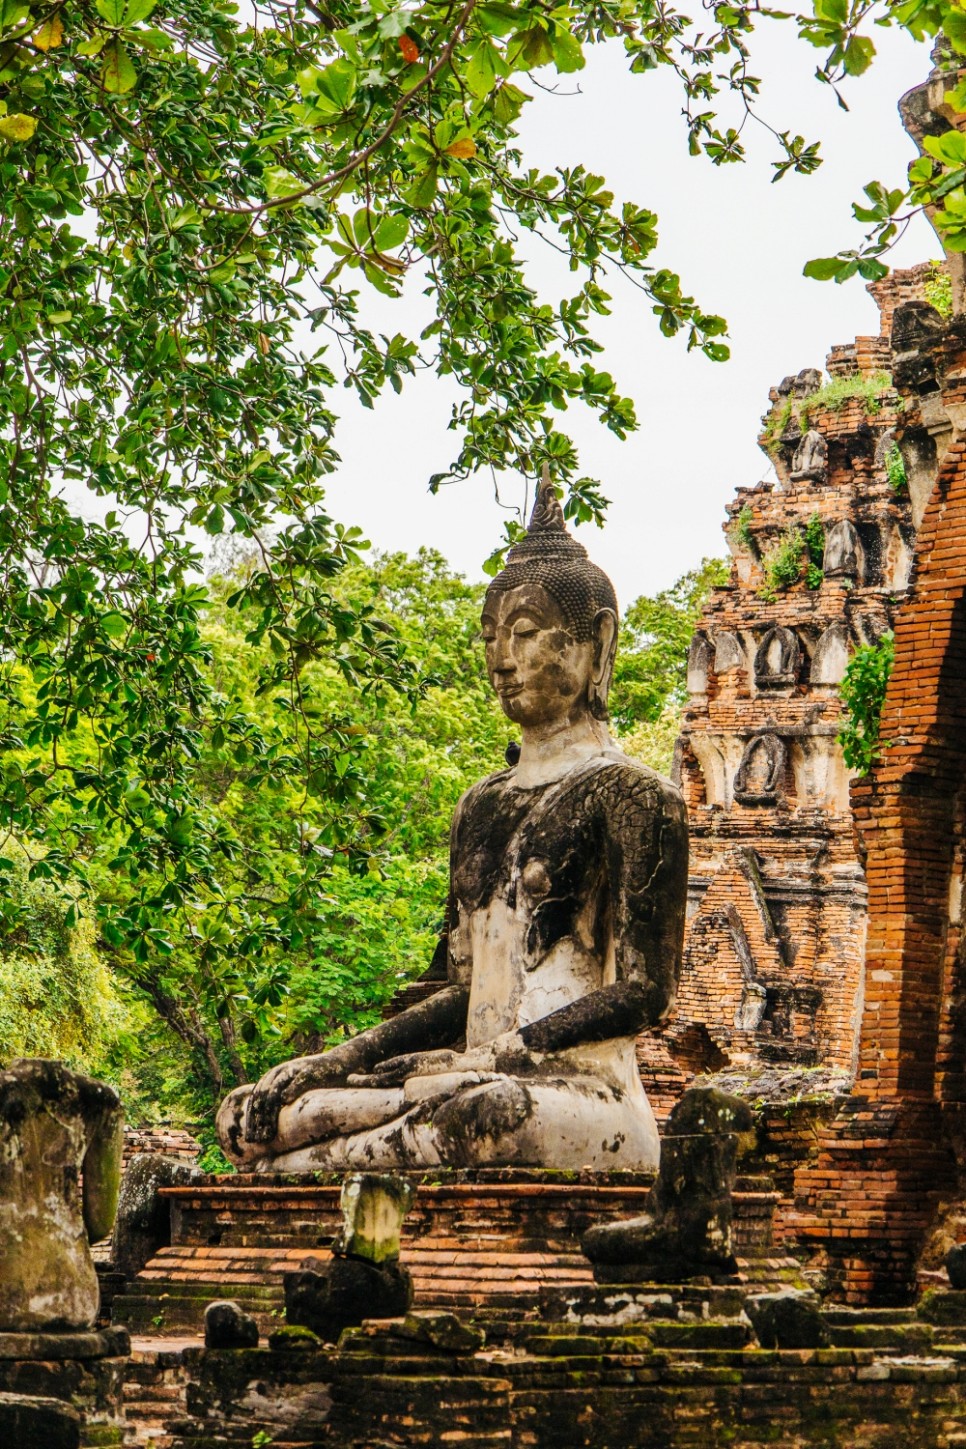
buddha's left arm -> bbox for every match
[519,771,688,1054]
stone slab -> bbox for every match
[0,1327,130,1360]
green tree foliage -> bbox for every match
[838,630,895,775]
[93,546,514,1109]
[0,860,123,1070]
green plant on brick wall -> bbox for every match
[762,373,894,459]
[924,260,953,319]
[759,527,805,601]
[884,442,907,494]
[804,512,825,589]
[838,631,895,775]
[735,504,755,550]
[761,397,794,456]
[797,371,894,428]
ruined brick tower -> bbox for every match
[640,270,934,1109]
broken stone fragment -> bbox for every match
[744,1289,830,1349]
[113,1153,200,1279]
[945,1242,966,1291]
[204,1299,259,1349]
[918,1287,966,1326]
[268,1323,322,1351]
[333,1172,414,1264]
[396,1310,485,1354]
[284,1257,413,1343]
[0,1059,124,1332]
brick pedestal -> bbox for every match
[111,1168,785,1336]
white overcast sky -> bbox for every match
[320,20,936,607]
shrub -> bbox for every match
[760,528,805,600]
[797,372,894,427]
[924,260,953,319]
[884,442,907,494]
[735,504,755,549]
[838,632,895,775]
[804,513,825,589]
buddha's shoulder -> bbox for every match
[578,750,685,816]
[453,767,518,819]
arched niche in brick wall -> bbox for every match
[754,627,800,690]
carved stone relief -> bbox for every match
[714,631,744,673]
[790,429,828,484]
[754,627,800,689]
[811,623,850,686]
[823,519,864,582]
[733,733,786,805]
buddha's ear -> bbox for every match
[589,608,618,720]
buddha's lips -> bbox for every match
[497,683,524,698]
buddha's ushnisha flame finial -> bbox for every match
[527,462,567,535]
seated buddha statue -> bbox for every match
[216,475,688,1172]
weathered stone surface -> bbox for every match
[946,1242,966,1290]
[823,518,864,580]
[0,1059,123,1331]
[217,471,687,1174]
[203,1299,258,1349]
[396,1310,485,1353]
[0,1391,81,1449]
[113,1153,199,1279]
[334,1173,413,1264]
[745,1289,830,1349]
[284,1257,413,1342]
[582,1088,754,1282]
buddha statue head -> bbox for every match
[482,473,619,727]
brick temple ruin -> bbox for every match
[640,271,921,1113]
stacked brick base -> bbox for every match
[787,1100,956,1303]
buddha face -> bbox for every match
[480,583,599,728]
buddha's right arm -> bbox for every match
[243,983,470,1142]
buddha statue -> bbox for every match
[216,476,688,1172]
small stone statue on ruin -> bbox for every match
[217,472,688,1172]
[0,1059,124,1331]
[789,428,828,484]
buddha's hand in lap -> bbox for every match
[244,1054,339,1142]
[352,1032,535,1089]
[346,1048,466,1087]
